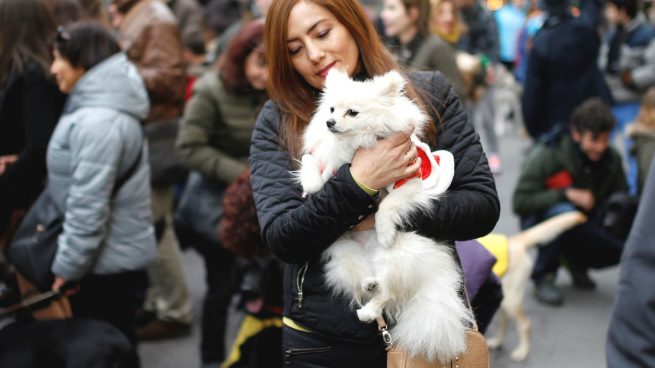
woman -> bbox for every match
[174,20,268,366]
[0,0,67,240]
[379,0,466,98]
[49,22,156,343]
[249,0,499,366]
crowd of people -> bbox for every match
[0,0,654,366]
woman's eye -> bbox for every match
[317,29,331,39]
[346,109,359,117]
[288,47,301,56]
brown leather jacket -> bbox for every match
[117,0,186,123]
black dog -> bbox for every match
[0,253,138,368]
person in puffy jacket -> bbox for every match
[49,22,156,345]
[249,0,500,366]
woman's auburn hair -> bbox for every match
[265,0,438,159]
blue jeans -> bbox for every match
[521,203,624,282]
[611,103,640,195]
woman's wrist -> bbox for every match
[349,167,379,196]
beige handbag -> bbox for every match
[379,293,489,368]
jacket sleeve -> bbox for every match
[511,146,562,215]
[631,39,655,90]
[131,22,186,103]
[175,76,246,183]
[51,114,124,280]
[430,41,468,100]
[0,71,63,226]
[249,102,379,264]
[521,41,547,140]
[408,72,500,241]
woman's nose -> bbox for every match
[306,42,324,63]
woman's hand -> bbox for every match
[0,154,18,175]
[52,276,67,291]
[350,130,421,190]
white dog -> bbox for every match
[484,211,586,361]
[297,69,473,362]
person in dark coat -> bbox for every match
[0,0,66,238]
[606,158,655,368]
[521,0,612,143]
[513,99,627,305]
[249,0,500,365]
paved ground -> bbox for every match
[139,129,620,367]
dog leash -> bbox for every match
[0,281,77,316]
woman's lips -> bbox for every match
[317,62,336,78]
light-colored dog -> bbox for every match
[297,69,473,362]
[485,211,587,361]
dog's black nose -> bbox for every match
[326,119,336,129]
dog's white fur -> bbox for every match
[298,69,473,362]
[486,211,587,361]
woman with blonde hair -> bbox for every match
[249,0,499,365]
[431,0,465,45]
[379,0,466,98]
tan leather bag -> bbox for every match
[379,290,489,368]
[385,327,489,368]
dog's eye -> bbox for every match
[346,109,359,117]
[330,107,334,113]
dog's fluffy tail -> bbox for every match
[510,211,586,251]
[385,232,474,363]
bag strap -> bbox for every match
[111,146,143,198]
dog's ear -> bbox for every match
[373,70,406,98]
[325,68,350,91]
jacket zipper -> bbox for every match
[295,262,308,308]
[286,346,332,355]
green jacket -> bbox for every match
[175,72,267,184]
[627,122,655,194]
[513,135,627,216]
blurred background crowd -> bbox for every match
[0,0,654,366]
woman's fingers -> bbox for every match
[350,130,420,189]
[404,157,422,176]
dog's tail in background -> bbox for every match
[510,211,587,250]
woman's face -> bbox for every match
[50,49,85,93]
[286,0,360,89]
[380,0,416,38]
[433,2,457,35]
[244,49,268,91]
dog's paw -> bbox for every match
[362,277,379,294]
[299,154,324,194]
[486,337,503,350]
[356,305,380,323]
[510,346,529,362]
[375,225,396,248]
